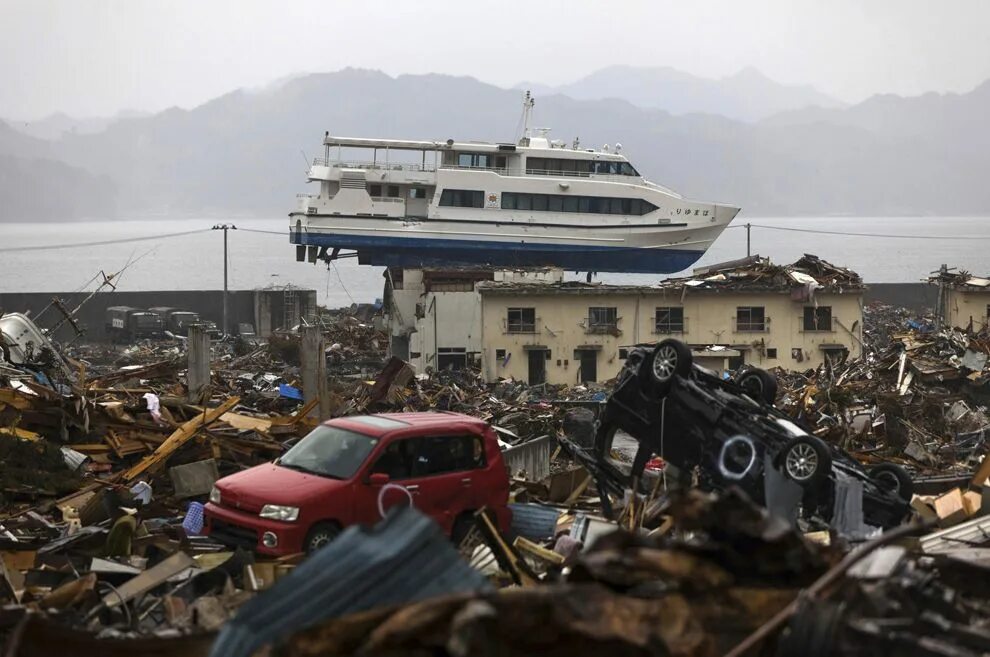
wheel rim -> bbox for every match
[875,471,900,494]
[785,443,819,481]
[309,531,333,551]
[653,345,679,381]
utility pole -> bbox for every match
[746,223,751,257]
[212,224,237,336]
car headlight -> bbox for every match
[209,486,221,505]
[259,504,299,522]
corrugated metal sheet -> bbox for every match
[920,515,990,554]
[509,502,561,542]
[209,508,491,657]
[502,434,553,481]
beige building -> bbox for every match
[930,268,990,331]
[479,255,865,385]
[383,267,564,373]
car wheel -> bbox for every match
[736,368,778,406]
[639,339,693,392]
[303,521,341,554]
[780,436,831,488]
[868,463,913,501]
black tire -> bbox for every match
[779,436,832,489]
[303,521,341,554]
[736,368,778,406]
[639,339,693,392]
[868,463,914,501]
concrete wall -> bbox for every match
[864,283,937,313]
[0,288,316,342]
[945,288,990,330]
[480,289,864,383]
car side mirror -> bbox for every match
[369,473,389,486]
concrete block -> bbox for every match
[169,459,220,499]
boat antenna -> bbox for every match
[518,91,535,145]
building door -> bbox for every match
[527,350,546,385]
[577,350,598,382]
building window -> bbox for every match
[588,307,618,332]
[803,306,833,331]
[619,348,629,359]
[500,192,656,215]
[495,349,506,361]
[736,307,766,332]
[439,189,484,208]
[655,307,685,333]
[506,307,536,333]
[767,348,778,358]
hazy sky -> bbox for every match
[3,0,990,119]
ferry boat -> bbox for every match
[290,94,739,274]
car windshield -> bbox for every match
[278,425,379,479]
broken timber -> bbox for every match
[120,396,240,482]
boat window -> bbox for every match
[368,184,382,196]
[619,162,639,176]
[409,188,427,199]
[498,193,657,215]
[457,153,491,168]
[387,185,400,198]
[439,189,485,208]
[526,157,596,176]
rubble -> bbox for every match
[3,287,990,655]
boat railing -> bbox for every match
[369,197,405,203]
[438,164,509,175]
[524,167,592,178]
[296,193,313,198]
[312,158,436,173]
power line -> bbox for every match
[731,223,990,240]
[0,228,213,253]
[330,260,355,305]
[237,227,287,235]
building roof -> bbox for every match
[477,254,864,296]
[927,269,990,291]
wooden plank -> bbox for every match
[121,397,239,482]
[220,412,273,433]
[102,551,195,608]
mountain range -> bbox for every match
[518,65,845,122]
[1,66,989,222]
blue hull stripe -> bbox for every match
[290,232,704,274]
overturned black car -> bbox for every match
[564,339,913,529]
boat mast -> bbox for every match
[518,91,535,145]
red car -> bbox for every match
[204,412,512,555]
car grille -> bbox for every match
[210,519,258,548]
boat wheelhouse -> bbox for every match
[291,98,739,274]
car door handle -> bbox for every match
[405,484,420,493]
[460,477,472,486]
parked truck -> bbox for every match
[148,307,219,337]
[105,306,163,341]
